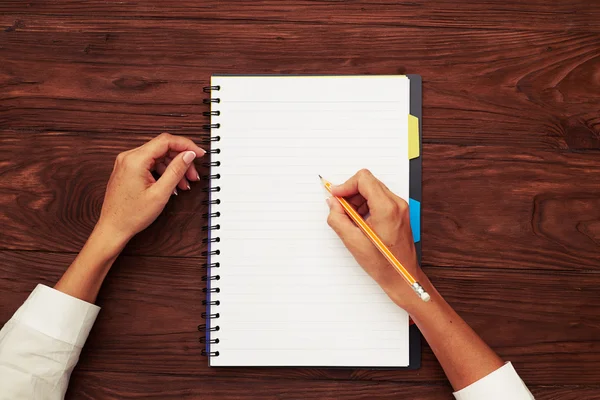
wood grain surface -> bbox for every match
[1,1,599,32]
[2,15,599,150]
[66,372,600,399]
[1,0,599,399]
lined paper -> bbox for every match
[209,76,411,367]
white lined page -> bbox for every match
[209,76,411,367]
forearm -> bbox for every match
[407,274,503,391]
[55,223,127,303]
[1,226,123,399]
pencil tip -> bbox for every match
[318,174,322,179]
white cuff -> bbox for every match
[11,284,100,347]
[454,362,534,400]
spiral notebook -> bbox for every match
[201,75,422,368]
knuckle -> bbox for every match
[396,200,410,224]
[157,132,171,142]
[326,213,335,227]
[327,213,340,231]
[396,198,409,213]
[357,168,372,179]
[381,199,400,218]
[169,163,186,178]
[115,152,127,164]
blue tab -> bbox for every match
[409,198,421,243]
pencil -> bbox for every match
[320,175,430,302]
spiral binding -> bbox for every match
[203,123,221,130]
[200,85,221,358]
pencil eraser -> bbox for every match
[421,292,431,302]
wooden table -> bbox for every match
[1,1,599,399]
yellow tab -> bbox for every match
[408,114,420,159]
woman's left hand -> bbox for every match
[96,133,206,247]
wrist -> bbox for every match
[88,221,129,259]
[54,221,127,303]
[399,272,444,318]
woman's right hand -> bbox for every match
[325,169,426,314]
[326,173,522,396]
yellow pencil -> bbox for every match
[320,175,430,302]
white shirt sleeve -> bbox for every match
[453,362,534,400]
[0,284,100,400]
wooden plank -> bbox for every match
[422,144,600,271]
[66,371,600,399]
[0,16,600,150]
[67,372,600,400]
[1,16,599,148]
[2,250,600,385]
[0,251,204,339]
[2,134,599,267]
[1,0,599,33]
[66,373,454,400]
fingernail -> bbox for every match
[196,172,201,181]
[186,183,191,190]
[326,197,332,209]
[183,151,197,164]
[173,188,178,196]
[199,148,207,155]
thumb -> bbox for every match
[153,151,197,195]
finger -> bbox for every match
[326,197,360,241]
[168,151,200,182]
[155,162,179,196]
[152,151,197,196]
[346,193,368,216]
[155,162,167,175]
[141,133,206,163]
[186,163,201,182]
[346,193,365,208]
[377,179,397,198]
[356,202,369,216]
[164,157,190,190]
[326,197,371,253]
[331,169,387,201]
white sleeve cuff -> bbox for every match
[10,284,101,347]
[454,362,534,400]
